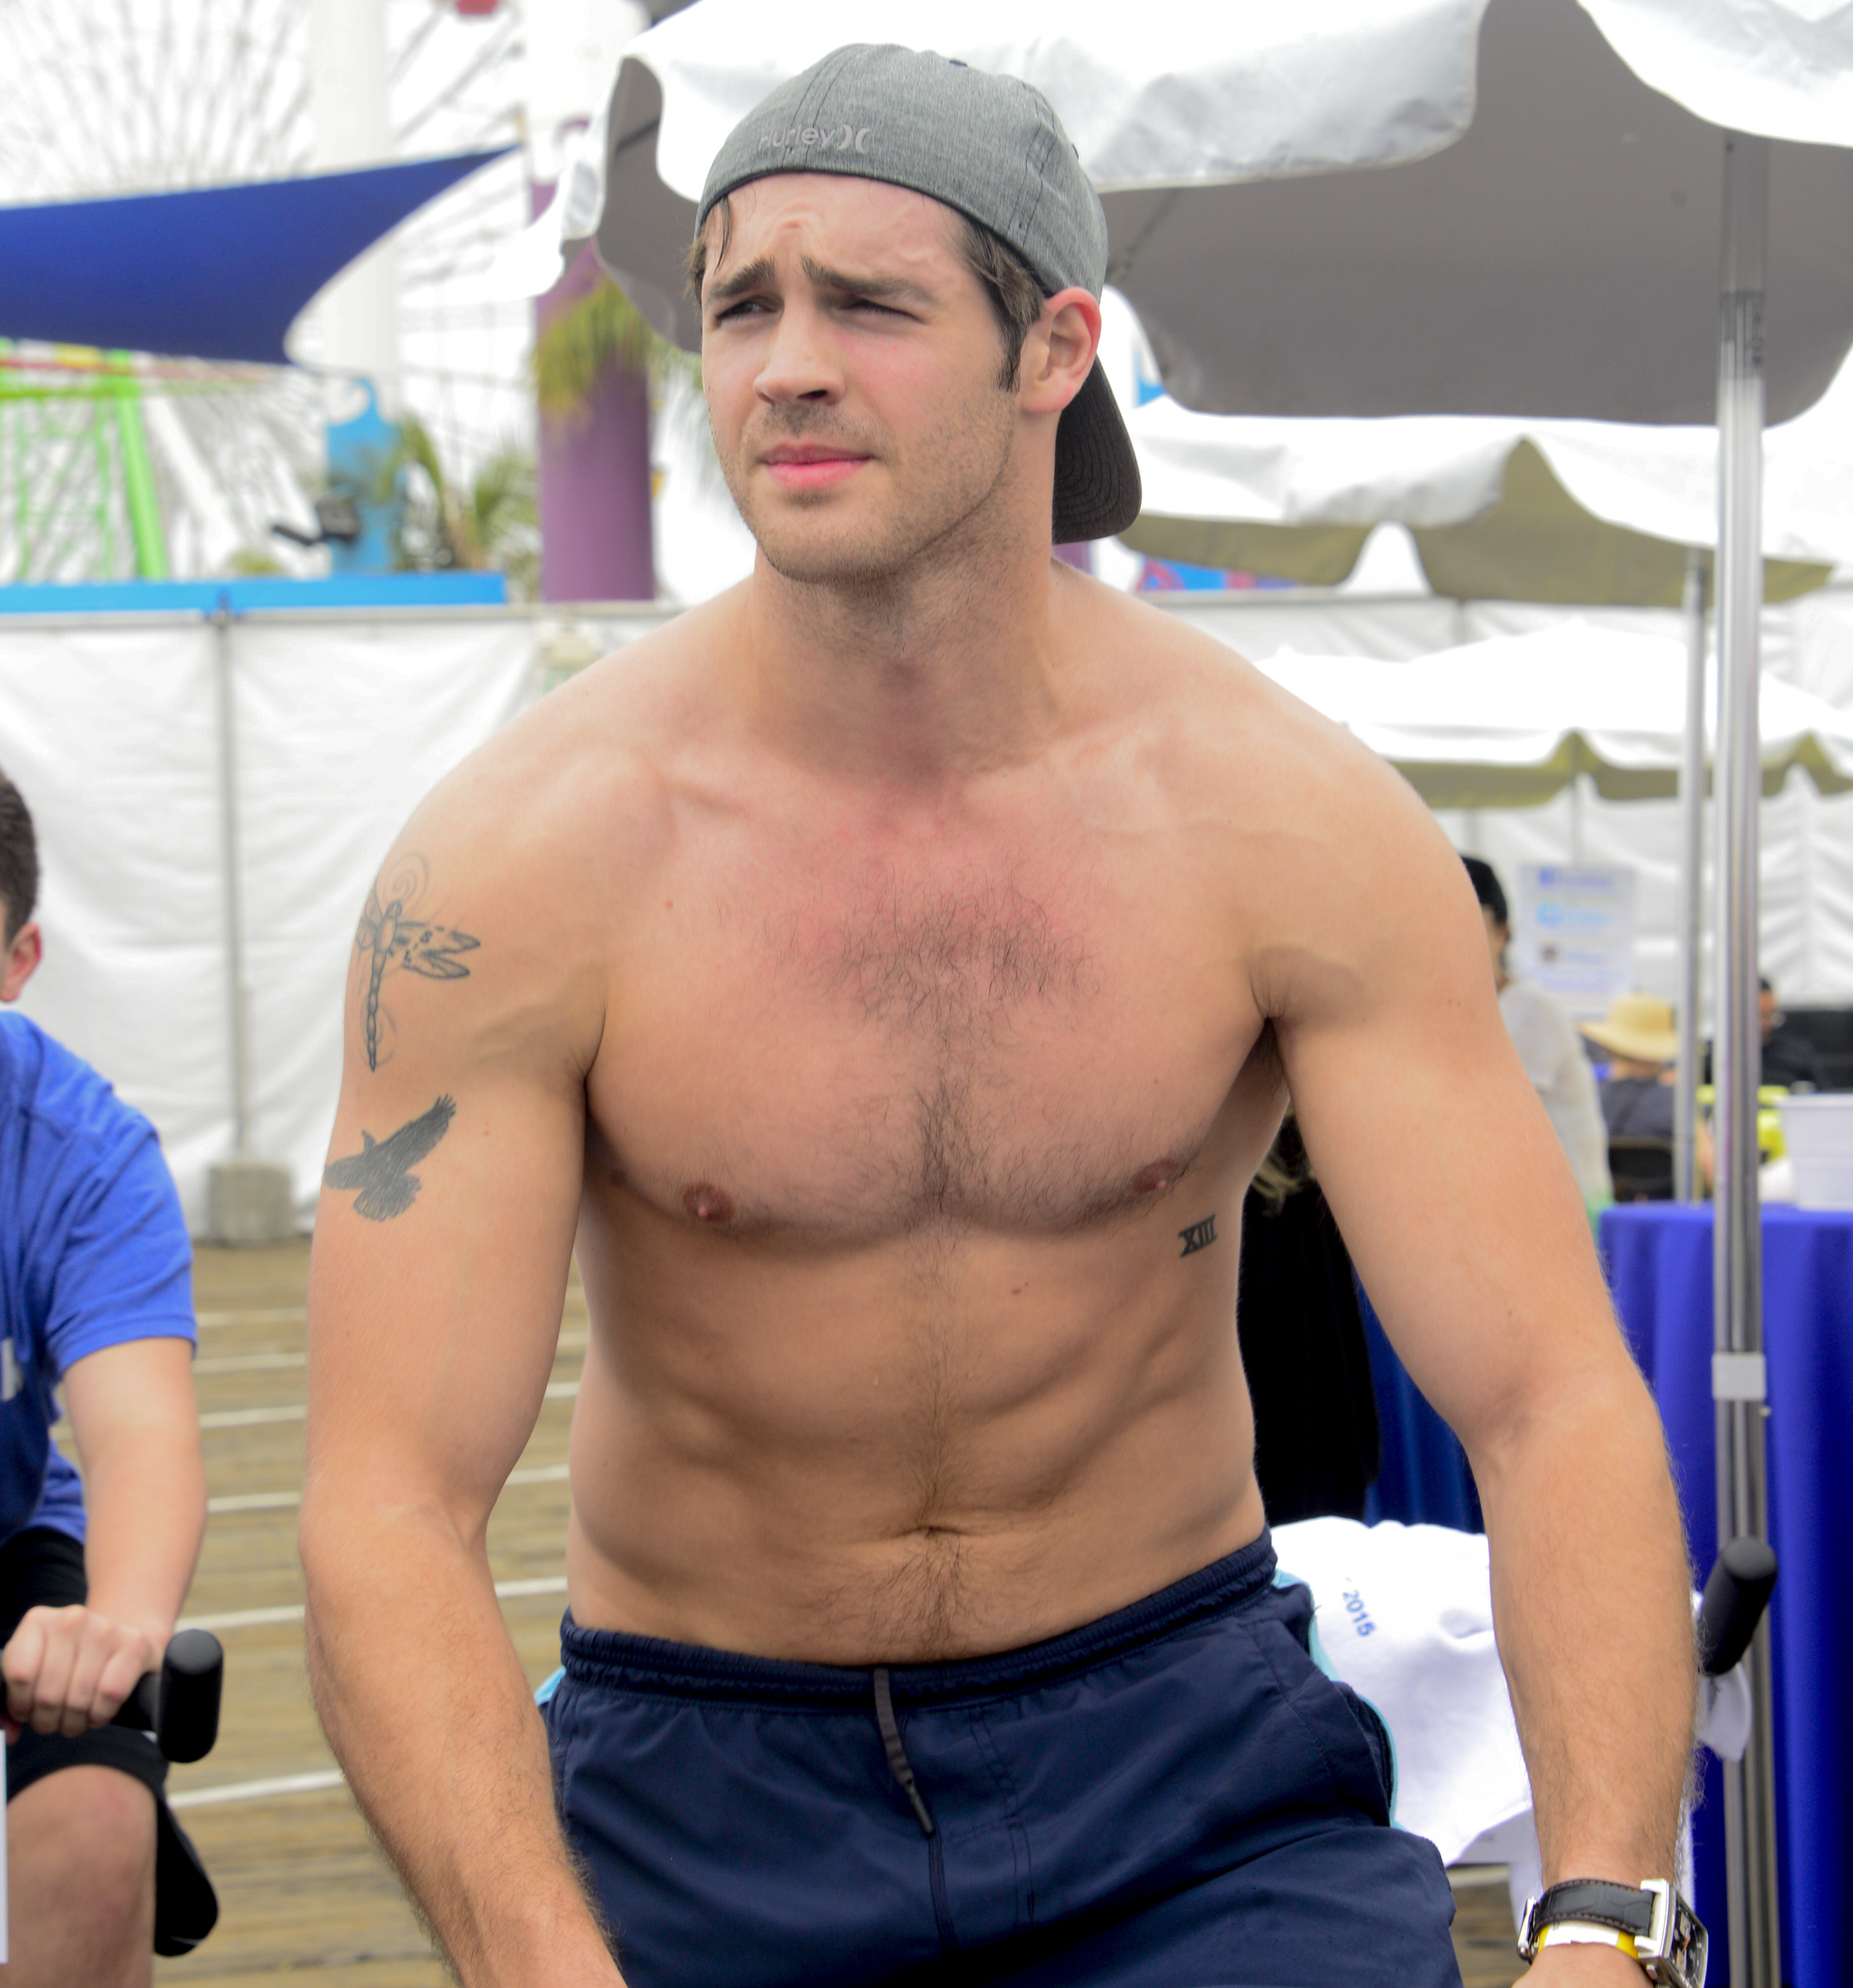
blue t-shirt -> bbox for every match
[1,1013,195,1547]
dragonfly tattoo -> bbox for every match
[354,856,479,1072]
[323,1096,456,1221]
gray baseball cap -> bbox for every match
[696,44,1141,545]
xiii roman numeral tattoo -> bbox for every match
[323,1096,455,1221]
[354,856,479,1072]
[1178,1213,1218,1257]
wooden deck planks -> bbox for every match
[146,1239,1521,1985]
[152,1241,572,1983]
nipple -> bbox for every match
[1131,1159,1181,1196]
[683,1182,736,1225]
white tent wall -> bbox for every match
[0,620,227,1207]
[232,616,536,1223]
[3,589,1850,1239]
[1,610,533,1232]
[1782,584,1853,706]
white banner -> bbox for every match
[1,613,532,1229]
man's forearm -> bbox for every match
[1471,1366,1697,1885]
[302,1503,622,1988]
[82,1426,207,1645]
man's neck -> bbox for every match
[734,529,1076,790]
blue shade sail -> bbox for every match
[0,148,513,364]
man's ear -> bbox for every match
[1,919,42,1002]
[1019,287,1103,416]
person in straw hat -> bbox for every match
[1581,995,1679,1142]
[1581,994,1713,1187]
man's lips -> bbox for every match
[760,445,869,490]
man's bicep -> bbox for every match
[1273,821,1614,1445]
[309,837,597,1530]
[311,1055,585,1527]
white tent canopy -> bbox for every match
[1252,622,1853,806]
[590,0,1853,423]
[1125,390,1853,600]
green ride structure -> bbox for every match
[0,345,176,582]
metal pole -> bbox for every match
[1713,131,1780,1988]
[1676,551,1707,1203]
[211,599,251,1159]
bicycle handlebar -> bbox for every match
[107,1628,223,1763]
[1697,1538,1778,1679]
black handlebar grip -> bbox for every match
[108,1629,224,1762]
[117,1671,161,1733]
[1697,1537,1778,1678]
[156,1629,223,1763]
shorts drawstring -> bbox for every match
[871,1665,935,1836]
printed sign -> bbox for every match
[1510,863,1637,1019]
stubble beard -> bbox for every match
[717,384,1019,598]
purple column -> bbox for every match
[535,203,655,602]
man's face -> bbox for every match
[698,174,1022,587]
[1480,906,1508,981]
[1759,987,1777,1039]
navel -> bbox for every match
[683,1182,736,1225]
[1130,1158,1182,1196]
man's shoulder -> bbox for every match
[405,603,728,902]
[1070,584,1480,1009]
[1077,584,1434,848]
[0,1018,174,1264]
[1766,1026,1823,1085]
[0,1012,146,1153]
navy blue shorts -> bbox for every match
[544,1532,1459,1987]
[1,1525,166,1805]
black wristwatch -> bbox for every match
[1517,1879,1707,1988]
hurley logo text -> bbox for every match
[759,125,871,154]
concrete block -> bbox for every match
[207,1159,296,1247]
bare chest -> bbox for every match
[592,848,1257,1239]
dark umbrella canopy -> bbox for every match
[0,148,512,365]
[1100,1,1853,422]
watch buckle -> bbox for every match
[1638,1879,1673,1962]
[1517,1895,1540,1959]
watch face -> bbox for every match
[1660,1897,1707,1988]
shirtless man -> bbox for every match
[302,47,1699,1988]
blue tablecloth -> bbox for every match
[1602,1203,1853,1988]
[1357,1286,1483,1533]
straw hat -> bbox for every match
[1579,993,1678,1065]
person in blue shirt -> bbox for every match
[0,769,207,1985]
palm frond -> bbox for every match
[532,278,699,423]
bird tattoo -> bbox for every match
[323,1096,457,1221]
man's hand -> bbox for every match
[3,1600,159,1740]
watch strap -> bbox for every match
[1528,1881,1658,1942]
[1518,1879,1708,1988]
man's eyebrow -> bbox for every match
[705,255,776,307]
[801,258,936,306]
[704,253,938,309]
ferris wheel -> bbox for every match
[0,0,534,585]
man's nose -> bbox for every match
[755,301,843,406]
